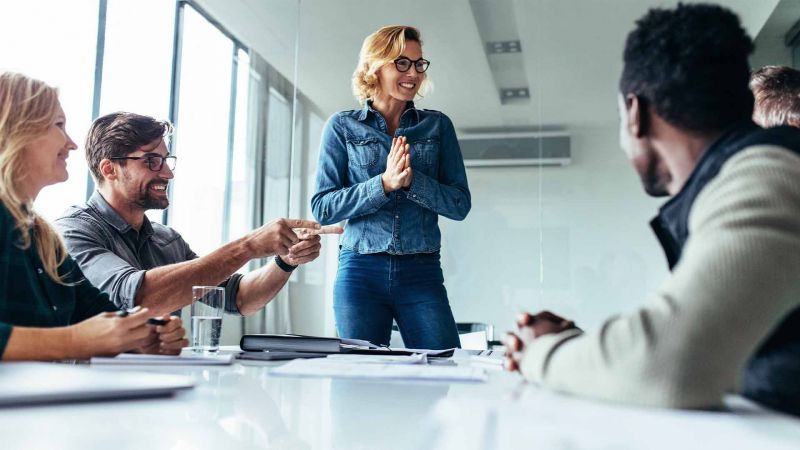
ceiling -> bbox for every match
[197,0,784,131]
[757,0,800,41]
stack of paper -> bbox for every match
[271,358,486,382]
[325,353,428,365]
[91,353,234,365]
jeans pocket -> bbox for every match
[346,138,380,167]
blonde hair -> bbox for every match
[0,72,71,284]
[352,25,429,104]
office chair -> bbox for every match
[391,322,501,349]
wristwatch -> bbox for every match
[274,255,298,273]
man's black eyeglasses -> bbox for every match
[393,57,430,73]
[110,155,177,172]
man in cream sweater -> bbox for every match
[506,4,800,415]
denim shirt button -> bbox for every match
[36,268,44,275]
[395,215,399,219]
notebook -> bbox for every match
[0,362,194,407]
[240,334,342,353]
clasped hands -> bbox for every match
[504,311,580,373]
[381,136,413,193]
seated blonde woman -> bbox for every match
[0,72,186,360]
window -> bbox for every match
[99,0,174,120]
[100,0,175,224]
[262,88,292,225]
[225,49,252,247]
[168,6,236,256]
[0,0,99,220]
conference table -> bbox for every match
[2,349,800,450]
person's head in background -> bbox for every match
[0,72,77,283]
[85,112,174,216]
[352,25,431,106]
[750,65,800,128]
[617,3,754,197]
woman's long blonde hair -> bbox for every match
[352,25,430,104]
[0,72,70,284]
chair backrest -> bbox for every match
[391,322,498,349]
[456,322,494,350]
[456,322,494,339]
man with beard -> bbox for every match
[505,4,800,414]
[55,112,342,317]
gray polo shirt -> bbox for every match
[54,191,241,314]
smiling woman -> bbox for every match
[0,72,187,361]
[311,26,471,350]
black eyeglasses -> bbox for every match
[110,154,177,172]
[393,57,430,73]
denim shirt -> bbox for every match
[311,102,471,254]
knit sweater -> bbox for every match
[519,146,800,409]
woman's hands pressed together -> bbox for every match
[381,136,413,193]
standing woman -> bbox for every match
[311,26,471,349]
[0,72,186,360]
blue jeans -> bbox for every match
[333,249,460,349]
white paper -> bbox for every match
[469,355,504,370]
[390,347,456,357]
[91,353,234,365]
[325,353,428,365]
[271,358,486,382]
[339,337,379,349]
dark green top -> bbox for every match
[0,201,117,357]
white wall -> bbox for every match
[191,0,784,340]
[440,126,668,336]
[290,125,670,337]
[751,34,792,69]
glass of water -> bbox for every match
[190,286,224,353]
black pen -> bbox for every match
[115,308,167,326]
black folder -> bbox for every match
[240,334,341,353]
[239,334,455,357]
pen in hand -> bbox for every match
[116,308,168,326]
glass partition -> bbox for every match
[0,0,795,343]
[290,0,796,338]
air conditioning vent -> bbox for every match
[458,131,571,167]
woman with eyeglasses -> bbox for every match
[0,72,187,360]
[312,26,471,349]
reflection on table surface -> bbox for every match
[0,358,515,450]
[1,357,798,450]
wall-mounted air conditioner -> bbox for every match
[458,131,571,167]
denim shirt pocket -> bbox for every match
[346,138,380,168]
[410,138,439,172]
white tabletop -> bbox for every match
[1,351,799,450]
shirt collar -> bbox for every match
[358,100,420,123]
[87,191,153,238]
